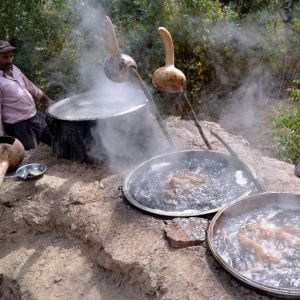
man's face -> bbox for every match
[0,51,14,71]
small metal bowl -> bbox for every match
[15,163,47,180]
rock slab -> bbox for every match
[164,217,209,248]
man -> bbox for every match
[0,40,53,150]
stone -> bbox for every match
[53,277,62,283]
[164,217,209,248]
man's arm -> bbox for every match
[39,94,54,108]
[22,74,54,108]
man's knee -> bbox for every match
[12,132,37,150]
[3,122,38,150]
[40,127,52,146]
[21,136,38,150]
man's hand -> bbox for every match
[41,94,54,108]
[45,98,55,108]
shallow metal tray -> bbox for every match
[123,150,257,217]
[207,192,300,299]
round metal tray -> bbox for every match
[123,150,257,217]
[207,192,300,299]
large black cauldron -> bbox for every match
[46,86,153,164]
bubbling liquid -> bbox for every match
[213,207,300,289]
[131,157,254,212]
[48,85,146,121]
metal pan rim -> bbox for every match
[207,192,300,298]
[46,94,148,121]
[123,150,256,217]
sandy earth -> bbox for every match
[0,117,299,300]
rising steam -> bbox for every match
[54,1,292,169]
[204,10,289,146]
[61,1,168,172]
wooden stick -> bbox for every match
[182,93,212,150]
[0,160,9,187]
[129,67,175,148]
[210,130,263,192]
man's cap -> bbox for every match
[0,40,17,53]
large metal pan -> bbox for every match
[123,150,257,217]
[208,192,300,299]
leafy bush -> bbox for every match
[0,0,108,100]
[0,0,78,99]
[271,79,300,163]
[0,0,298,119]
[105,0,238,113]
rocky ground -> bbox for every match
[1,117,299,300]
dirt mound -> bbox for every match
[1,117,299,299]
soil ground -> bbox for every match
[1,117,299,300]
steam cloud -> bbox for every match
[62,0,168,172]
[87,76,168,173]
[69,0,107,90]
[219,66,276,142]
[204,11,289,146]
[54,1,291,169]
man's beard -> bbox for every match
[0,63,12,72]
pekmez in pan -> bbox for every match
[123,150,257,217]
[208,192,300,299]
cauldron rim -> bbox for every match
[46,91,148,122]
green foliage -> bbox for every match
[1,0,299,162]
[0,0,77,98]
[230,0,290,14]
[0,0,112,100]
[106,0,237,110]
[271,79,300,163]
[105,0,294,117]
[269,3,300,163]
[0,0,294,103]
